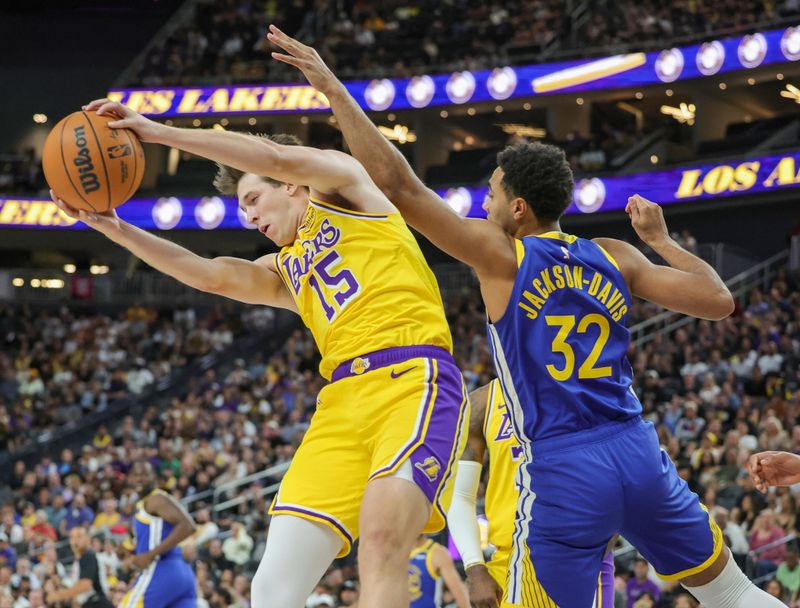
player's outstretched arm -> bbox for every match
[51,192,296,310]
[132,492,197,571]
[595,195,734,321]
[267,25,515,275]
[748,451,800,491]
[447,383,502,608]
[81,99,380,208]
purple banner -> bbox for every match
[107,26,800,117]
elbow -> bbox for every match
[709,289,735,321]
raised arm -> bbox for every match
[595,195,734,321]
[82,98,388,212]
[267,26,515,275]
[51,193,295,310]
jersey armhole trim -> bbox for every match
[594,244,621,271]
[309,195,391,219]
[514,239,525,266]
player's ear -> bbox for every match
[511,196,528,221]
[284,183,300,196]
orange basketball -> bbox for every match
[42,111,145,212]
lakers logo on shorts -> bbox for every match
[350,357,371,375]
[415,456,441,482]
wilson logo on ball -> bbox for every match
[72,125,100,195]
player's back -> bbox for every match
[408,539,442,608]
[275,197,452,380]
[488,231,641,443]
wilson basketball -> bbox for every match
[42,111,145,212]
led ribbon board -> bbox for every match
[9,151,800,229]
[107,26,800,116]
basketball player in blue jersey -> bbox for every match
[448,380,615,608]
[271,27,784,608]
[120,461,197,608]
[408,534,470,608]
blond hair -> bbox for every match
[212,133,303,196]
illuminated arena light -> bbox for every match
[573,178,607,213]
[487,67,518,100]
[655,48,685,83]
[781,27,800,61]
[696,41,726,75]
[194,196,226,230]
[444,188,473,216]
[152,197,183,230]
[364,79,396,111]
[446,71,476,104]
[406,76,436,108]
[738,33,768,68]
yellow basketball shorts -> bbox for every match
[269,345,469,556]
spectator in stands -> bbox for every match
[222,522,253,567]
[626,557,660,608]
[63,494,94,533]
[91,499,121,533]
[775,545,800,602]
[750,510,788,577]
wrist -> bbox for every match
[149,122,174,146]
[464,561,487,573]
[644,233,674,252]
[323,82,350,104]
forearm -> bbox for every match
[446,461,485,568]
[153,124,278,180]
[151,522,195,557]
[327,87,407,188]
[104,222,219,292]
[649,235,727,292]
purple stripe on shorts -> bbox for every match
[432,380,469,515]
[405,358,468,507]
[331,345,452,383]
[369,359,437,480]
[270,503,354,547]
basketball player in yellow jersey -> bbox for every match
[447,380,616,608]
[51,98,469,608]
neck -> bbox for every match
[513,220,562,239]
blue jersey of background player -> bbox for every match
[267,28,789,608]
[121,461,197,608]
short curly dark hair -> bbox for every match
[213,133,303,196]
[496,142,573,222]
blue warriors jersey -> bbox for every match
[408,539,442,608]
[133,490,180,558]
[488,232,640,444]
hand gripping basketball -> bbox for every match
[83,98,164,143]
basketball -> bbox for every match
[42,110,145,212]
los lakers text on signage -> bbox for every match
[675,154,800,199]
[0,200,78,227]
[107,85,331,116]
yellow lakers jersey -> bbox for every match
[275,197,452,380]
[484,379,522,553]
